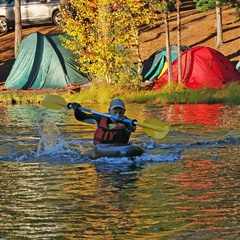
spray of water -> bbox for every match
[37,118,69,155]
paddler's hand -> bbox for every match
[67,103,81,110]
[117,117,137,132]
[117,116,126,123]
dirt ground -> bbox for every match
[0,2,239,85]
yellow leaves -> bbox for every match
[59,0,160,83]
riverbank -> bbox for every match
[1,83,240,105]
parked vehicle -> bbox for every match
[0,0,60,34]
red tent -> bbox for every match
[152,46,240,90]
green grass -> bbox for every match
[1,82,240,105]
[70,82,240,105]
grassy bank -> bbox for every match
[1,82,240,105]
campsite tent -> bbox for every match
[4,32,90,90]
[141,45,189,81]
[152,46,240,90]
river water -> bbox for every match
[0,103,239,239]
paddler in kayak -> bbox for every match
[68,99,136,145]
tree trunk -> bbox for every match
[164,11,173,83]
[216,1,223,48]
[98,2,111,41]
[60,0,68,8]
[14,0,22,58]
[176,0,182,84]
[98,1,111,83]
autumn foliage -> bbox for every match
[59,0,160,84]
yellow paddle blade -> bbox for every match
[42,95,67,110]
[142,127,169,139]
[138,119,170,139]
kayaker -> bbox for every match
[68,99,136,145]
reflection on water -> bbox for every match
[0,103,240,239]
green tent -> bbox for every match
[4,32,90,90]
[141,45,189,82]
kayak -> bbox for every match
[84,143,145,159]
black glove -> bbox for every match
[67,103,81,110]
[117,116,127,123]
[117,116,125,121]
[131,119,137,126]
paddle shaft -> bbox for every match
[42,95,170,138]
[68,104,136,125]
[71,105,168,132]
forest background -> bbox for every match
[0,0,239,104]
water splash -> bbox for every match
[37,118,69,155]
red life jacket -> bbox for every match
[94,117,130,145]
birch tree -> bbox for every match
[14,0,22,57]
[59,0,160,84]
[194,0,239,48]
[176,0,182,84]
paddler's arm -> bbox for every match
[125,123,136,133]
[69,103,101,126]
[119,116,136,133]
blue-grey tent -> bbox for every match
[4,32,90,90]
[141,45,189,81]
